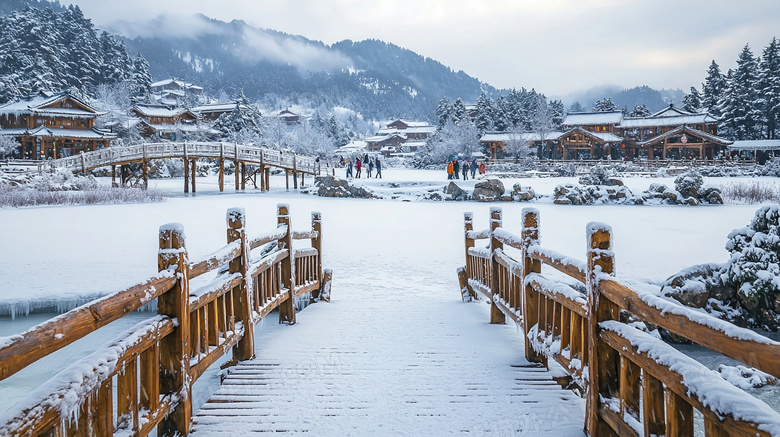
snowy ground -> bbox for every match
[0,167,779,431]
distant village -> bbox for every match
[0,78,778,164]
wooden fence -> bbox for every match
[459,207,780,437]
[0,204,332,437]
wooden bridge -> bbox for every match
[39,142,324,193]
[1,206,779,436]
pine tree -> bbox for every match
[493,95,509,131]
[720,45,763,140]
[681,87,703,113]
[474,92,494,133]
[131,53,151,97]
[451,98,467,125]
[568,101,584,113]
[629,103,651,117]
[435,97,451,128]
[702,60,727,116]
[593,98,618,112]
[758,37,780,139]
[548,99,565,129]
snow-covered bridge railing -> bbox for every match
[0,204,331,437]
[459,208,780,437]
[40,142,322,193]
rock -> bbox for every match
[315,176,374,199]
[607,178,624,186]
[443,181,466,200]
[706,191,724,204]
[662,191,678,202]
[473,179,505,202]
[775,295,780,313]
[667,279,710,308]
[710,283,737,302]
[683,197,700,206]
[554,198,572,205]
[500,195,513,202]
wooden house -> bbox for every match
[277,109,301,125]
[365,134,405,152]
[191,101,252,122]
[0,91,115,160]
[130,104,199,140]
[479,131,563,159]
[379,119,435,140]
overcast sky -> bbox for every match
[66,0,780,96]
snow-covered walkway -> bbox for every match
[191,212,585,436]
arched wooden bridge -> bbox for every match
[1,206,779,436]
[40,142,323,192]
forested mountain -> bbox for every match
[0,5,151,101]
[559,85,684,113]
[0,0,64,16]
[115,15,497,120]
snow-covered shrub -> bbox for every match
[725,206,780,325]
[759,157,780,177]
[663,206,780,330]
[578,165,618,186]
[674,171,703,198]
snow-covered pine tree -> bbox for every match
[493,95,509,131]
[474,92,494,134]
[720,45,763,140]
[629,103,651,117]
[702,60,727,116]
[592,97,618,112]
[435,97,451,129]
[568,101,584,113]
[682,87,703,113]
[131,53,151,97]
[451,98,467,125]
[548,99,565,130]
[758,38,780,139]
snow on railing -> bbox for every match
[0,204,329,437]
[460,207,780,437]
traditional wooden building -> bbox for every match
[555,128,623,160]
[365,133,405,152]
[638,125,732,160]
[191,101,252,122]
[378,119,435,140]
[130,104,200,140]
[0,90,115,160]
[277,109,302,125]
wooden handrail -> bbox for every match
[460,207,780,437]
[0,204,330,437]
[0,273,176,381]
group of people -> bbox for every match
[344,154,382,179]
[447,158,485,180]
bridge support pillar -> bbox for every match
[142,160,149,190]
[111,165,117,187]
[241,163,246,191]
[218,159,224,192]
[265,167,270,191]
[183,158,189,194]
[285,170,290,191]
[293,171,298,189]
[234,160,240,191]
[191,160,197,193]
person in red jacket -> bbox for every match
[355,157,362,178]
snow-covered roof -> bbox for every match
[480,131,565,143]
[619,113,717,128]
[366,133,405,142]
[638,125,732,146]
[0,91,100,117]
[729,140,780,150]
[191,102,250,114]
[142,122,205,133]
[150,78,188,88]
[2,125,117,139]
[559,127,622,143]
[132,105,191,118]
[651,105,693,118]
[563,112,623,126]
[377,126,435,135]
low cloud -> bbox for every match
[108,14,225,40]
[237,28,353,73]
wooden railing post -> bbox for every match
[234,143,240,191]
[311,212,323,298]
[521,208,543,363]
[489,207,505,324]
[585,223,619,437]
[183,142,189,194]
[157,224,191,436]
[227,208,255,361]
[463,212,475,299]
[277,204,297,324]
[142,143,149,190]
